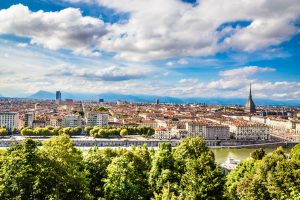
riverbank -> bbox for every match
[0,135,296,148]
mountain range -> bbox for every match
[23,90,300,106]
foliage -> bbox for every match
[88,126,155,138]
[20,126,81,136]
[225,146,300,200]
[250,148,266,160]
[0,136,300,200]
[0,128,8,136]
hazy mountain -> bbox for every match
[26,91,300,106]
[28,90,54,100]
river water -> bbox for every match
[211,148,275,163]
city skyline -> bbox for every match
[0,0,299,101]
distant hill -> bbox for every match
[26,91,300,106]
[28,90,54,100]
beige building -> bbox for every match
[86,112,109,127]
[62,114,81,128]
[0,111,18,130]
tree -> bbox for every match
[250,148,266,160]
[226,146,300,200]
[84,147,120,199]
[291,144,300,160]
[149,143,178,194]
[120,129,128,137]
[0,128,7,136]
[104,155,148,200]
[39,134,90,199]
[0,139,40,199]
[174,137,224,199]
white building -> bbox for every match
[154,127,172,139]
[203,125,230,140]
[86,112,109,127]
[228,121,269,140]
[185,122,206,137]
[0,112,18,130]
[62,114,81,128]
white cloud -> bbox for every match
[179,78,199,84]
[0,4,107,56]
[220,66,276,77]
[166,59,189,66]
[88,0,300,61]
[17,43,28,48]
[1,1,300,61]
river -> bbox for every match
[211,148,276,163]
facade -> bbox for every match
[49,116,63,127]
[86,112,109,127]
[24,112,34,128]
[244,84,256,113]
[0,112,18,130]
[229,122,269,140]
[138,120,158,129]
[203,125,230,140]
[185,122,205,137]
[62,114,81,128]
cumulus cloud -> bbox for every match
[0,4,107,56]
[86,0,300,61]
[220,66,276,77]
[1,1,299,61]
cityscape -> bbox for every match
[0,0,300,199]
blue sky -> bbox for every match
[0,0,299,100]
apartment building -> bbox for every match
[62,114,82,128]
[0,111,18,130]
[86,112,109,127]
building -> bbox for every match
[0,111,18,130]
[244,84,256,113]
[229,120,269,140]
[86,112,109,127]
[56,91,62,102]
[185,122,206,137]
[24,112,34,128]
[203,125,230,140]
[156,98,160,105]
[32,120,46,128]
[62,114,81,128]
[138,120,158,129]
[49,116,63,127]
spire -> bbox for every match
[249,83,252,98]
[244,83,256,113]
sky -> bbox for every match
[0,0,299,100]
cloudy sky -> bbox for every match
[0,0,299,100]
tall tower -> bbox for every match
[244,84,256,113]
[156,98,160,105]
[56,91,61,102]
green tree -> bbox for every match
[174,137,224,200]
[0,128,7,136]
[250,148,266,160]
[84,147,120,199]
[39,134,90,199]
[0,139,40,199]
[120,129,128,137]
[226,146,300,200]
[291,144,300,160]
[149,143,178,194]
[104,152,150,200]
